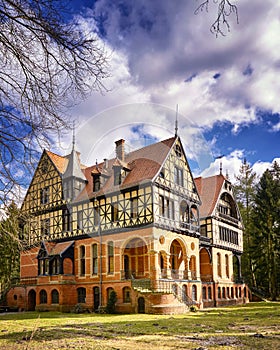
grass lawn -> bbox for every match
[0,302,279,349]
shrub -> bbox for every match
[105,290,117,314]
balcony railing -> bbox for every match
[218,212,239,224]
[180,222,200,232]
[159,269,197,281]
[121,270,145,280]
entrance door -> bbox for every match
[138,297,145,313]
[93,287,100,312]
[28,289,36,311]
[124,255,130,279]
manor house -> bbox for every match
[7,134,249,313]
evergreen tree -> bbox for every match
[0,203,21,297]
[234,159,257,288]
[251,162,280,300]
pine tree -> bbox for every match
[234,159,257,288]
[251,162,280,300]
[0,203,21,297]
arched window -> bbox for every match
[92,244,98,275]
[180,201,189,224]
[51,289,59,304]
[108,241,114,274]
[77,287,86,303]
[40,289,47,304]
[123,287,131,303]
[217,253,222,277]
[189,255,196,280]
[202,286,207,299]
[80,245,85,276]
[225,254,229,278]
[192,285,197,301]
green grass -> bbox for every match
[0,302,279,349]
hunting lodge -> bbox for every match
[7,134,249,313]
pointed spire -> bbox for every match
[175,104,179,136]
[72,120,76,151]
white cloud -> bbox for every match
[53,1,280,180]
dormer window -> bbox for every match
[93,174,101,192]
[114,167,122,186]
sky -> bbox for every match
[56,0,280,182]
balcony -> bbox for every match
[159,269,197,281]
[180,222,200,233]
[218,212,239,225]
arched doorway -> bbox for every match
[170,239,186,279]
[123,238,148,279]
[138,297,145,313]
[28,289,36,311]
[199,248,212,282]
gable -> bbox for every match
[22,151,63,212]
[155,137,201,203]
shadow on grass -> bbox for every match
[0,302,279,348]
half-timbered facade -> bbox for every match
[7,136,249,313]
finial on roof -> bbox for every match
[215,155,224,175]
[175,104,179,136]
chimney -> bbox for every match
[115,139,125,161]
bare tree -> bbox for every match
[195,0,239,36]
[0,0,109,203]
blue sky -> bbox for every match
[57,0,280,181]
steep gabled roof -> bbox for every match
[194,174,226,218]
[43,136,176,202]
[46,150,68,174]
[42,241,74,256]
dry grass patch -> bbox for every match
[0,302,279,349]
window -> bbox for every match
[217,253,222,277]
[202,286,207,299]
[93,175,101,192]
[231,287,234,298]
[218,287,221,299]
[114,167,122,185]
[222,287,226,299]
[159,196,174,219]
[51,257,60,275]
[77,287,86,303]
[39,256,49,275]
[208,286,212,300]
[175,144,182,157]
[62,209,71,231]
[174,166,183,186]
[200,225,207,237]
[40,289,47,304]
[123,287,131,303]
[41,218,50,236]
[92,244,98,275]
[51,289,59,304]
[108,241,114,273]
[192,285,197,301]
[130,197,138,219]
[40,187,49,204]
[77,210,83,230]
[111,203,119,222]
[80,246,86,276]
[225,254,229,278]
